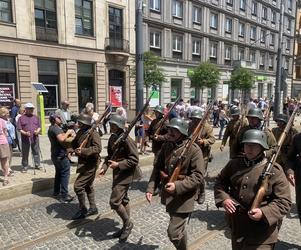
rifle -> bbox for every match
[154,96,180,137]
[261,102,272,131]
[104,92,154,173]
[79,104,111,149]
[162,103,213,183]
[251,103,299,210]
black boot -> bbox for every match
[72,207,88,220]
[119,220,134,242]
[197,191,205,205]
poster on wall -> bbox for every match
[110,86,122,107]
[149,88,160,107]
[0,83,15,109]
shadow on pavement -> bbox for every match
[129,180,148,193]
[110,236,159,249]
[46,202,79,220]
[276,241,300,250]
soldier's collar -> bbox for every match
[244,153,265,167]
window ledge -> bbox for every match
[0,21,16,27]
[172,15,183,20]
[75,34,96,40]
[150,8,161,14]
[150,46,161,50]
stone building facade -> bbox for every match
[0,0,136,116]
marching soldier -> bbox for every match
[146,118,204,250]
[285,132,301,224]
[220,107,248,159]
[188,110,215,204]
[272,114,298,168]
[99,114,139,242]
[72,114,102,220]
[215,129,291,249]
[232,108,276,158]
[147,105,168,162]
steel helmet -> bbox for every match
[230,107,240,116]
[247,108,264,120]
[154,105,164,114]
[167,118,188,136]
[109,114,126,129]
[190,110,203,119]
[241,129,269,149]
[77,113,92,126]
[275,114,288,124]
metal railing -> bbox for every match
[105,38,129,53]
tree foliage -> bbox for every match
[131,51,166,88]
[229,67,255,90]
[187,62,220,89]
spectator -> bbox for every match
[175,99,186,118]
[257,97,267,112]
[10,98,21,126]
[0,107,11,186]
[247,98,256,111]
[212,101,219,127]
[116,102,128,120]
[15,107,24,152]
[134,118,143,149]
[103,102,112,134]
[218,104,229,140]
[84,102,99,123]
[55,100,73,127]
[140,106,153,154]
[187,99,202,118]
[17,103,41,173]
[48,114,74,203]
[165,103,177,120]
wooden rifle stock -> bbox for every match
[79,105,111,150]
[154,96,180,137]
[251,103,299,210]
[167,103,213,183]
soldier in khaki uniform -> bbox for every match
[272,114,298,168]
[146,118,204,250]
[99,114,139,242]
[215,129,291,249]
[220,107,248,159]
[232,108,277,158]
[72,114,102,220]
[188,110,215,204]
[147,105,168,161]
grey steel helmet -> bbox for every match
[275,114,288,124]
[230,107,240,116]
[241,129,269,149]
[167,118,188,136]
[109,114,126,129]
[247,108,264,120]
[77,113,92,126]
[154,105,164,114]
[190,110,203,119]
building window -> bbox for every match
[238,48,244,61]
[210,12,218,29]
[34,0,57,42]
[0,0,12,23]
[226,0,233,6]
[192,6,201,24]
[192,39,201,55]
[225,17,232,34]
[77,62,95,110]
[269,55,274,70]
[260,53,265,69]
[150,31,160,49]
[240,0,245,11]
[209,41,217,58]
[260,30,266,43]
[224,45,232,60]
[287,18,291,32]
[75,0,93,36]
[284,58,289,70]
[108,7,124,51]
[238,22,245,38]
[251,1,257,16]
[286,38,291,51]
[173,34,183,59]
[172,0,183,18]
[262,6,268,21]
[250,26,256,40]
[270,33,275,46]
[250,50,256,63]
[271,10,276,24]
[38,59,59,115]
[149,0,160,12]
[288,0,292,10]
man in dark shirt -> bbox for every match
[48,114,74,203]
[10,98,21,126]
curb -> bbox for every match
[0,155,154,202]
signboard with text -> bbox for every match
[0,83,15,109]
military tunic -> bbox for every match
[72,129,102,210]
[221,117,248,159]
[271,126,298,168]
[214,157,291,249]
[232,125,277,158]
[147,139,204,249]
[148,117,168,154]
[102,132,139,209]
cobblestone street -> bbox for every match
[0,145,300,250]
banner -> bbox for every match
[0,83,15,108]
[110,86,122,107]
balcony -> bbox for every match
[105,38,129,53]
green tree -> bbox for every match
[131,51,166,90]
[229,67,255,102]
[187,62,220,101]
